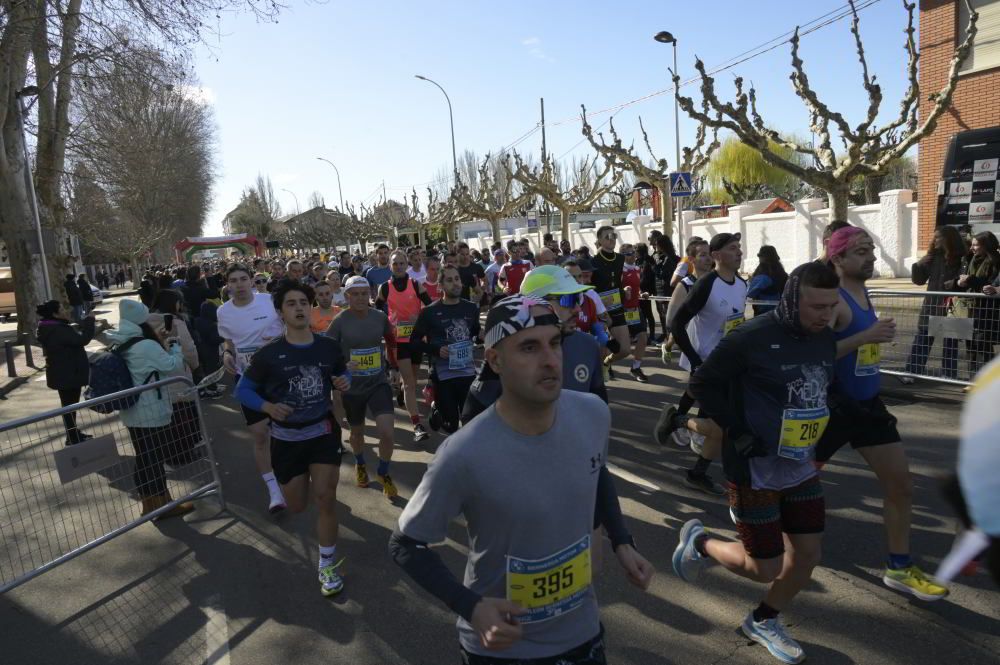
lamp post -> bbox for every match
[316,157,344,212]
[281,188,300,214]
[654,31,683,242]
[415,74,458,179]
[15,85,51,300]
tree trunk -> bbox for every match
[560,208,571,241]
[658,185,673,238]
[490,216,500,243]
[864,175,884,205]
[827,187,850,223]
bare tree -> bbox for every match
[1,0,281,337]
[426,185,466,242]
[451,153,533,241]
[507,151,622,239]
[226,175,282,242]
[676,0,978,221]
[582,106,718,236]
[308,190,325,209]
[69,51,215,262]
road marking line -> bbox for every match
[608,463,660,491]
[204,592,230,665]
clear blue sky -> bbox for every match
[194,0,915,235]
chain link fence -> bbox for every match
[0,376,224,594]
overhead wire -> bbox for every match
[384,0,883,193]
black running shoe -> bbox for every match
[413,423,429,443]
[654,406,678,446]
[684,471,725,496]
[630,367,649,383]
[429,407,443,432]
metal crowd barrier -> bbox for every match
[642,290,1000,386]
[869,290,999,386]
[0,376,225,594]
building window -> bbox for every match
[960,0,1000,74]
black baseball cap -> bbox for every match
[709,232,741,253]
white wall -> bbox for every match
[468,190,922,278]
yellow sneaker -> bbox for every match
[355,464,369,488]
[883,565,948,601]
[379,474,398,499]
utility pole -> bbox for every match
[540,97,551,236]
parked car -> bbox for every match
[0,268,14,322]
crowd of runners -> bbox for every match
[38,223,1000,665]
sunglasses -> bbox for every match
[623,251,635,256]
[254,279,266,284]
[544,293,582,308]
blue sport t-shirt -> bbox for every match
[242,336,347,440]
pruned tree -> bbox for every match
[451,153,533,241]
[508,151,622,239]
[426,185,466,242]
[676,0,978,221]
[308,191,325,209]
[582,105,718,236]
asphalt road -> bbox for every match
[0,294,997,665]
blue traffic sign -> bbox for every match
[670,172,693,197]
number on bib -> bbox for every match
[624,308,641,325]
[855,343,881,376]
[724,311,745,336]
[778,406,830,460]
[599,289,622,312]
[350,347,382,376]
[236,346,259,371]
[506,535,592,624]
[395,322,415,339]
[448,340,473,370]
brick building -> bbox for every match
[918,0,1000,248]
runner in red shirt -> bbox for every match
[621,244,649,383]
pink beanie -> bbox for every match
[827,227,869,258]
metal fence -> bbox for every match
[869,290,999,386]
[644,289,1000,386]
[0,376,224,594]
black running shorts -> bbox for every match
[270,432,342,485]
[814,395,901,463]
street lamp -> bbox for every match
[281,188,300,214]
[316,157,344,212]
[654,31,683,241]
[14,85,51,300]
[415,74,458,179]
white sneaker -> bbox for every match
[689,432,706,456]
[671,428,692,448]
[671,518,706,583]
[268,494,287,515]
[741,613,805,664]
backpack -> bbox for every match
[84,337,160,413]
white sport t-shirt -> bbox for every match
[217,292,284,373]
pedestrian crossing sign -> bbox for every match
[670,172,693,197]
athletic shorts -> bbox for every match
[343,383,394,426]
[813,395,901,463]
[396,342,423,365]
[608,310,627,329]
[729,476,825,560]
[628,321,646,340]
[460,625,606,665]
[270,432,342,485]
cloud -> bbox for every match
[521,36,554,63]
[178,85,216,105]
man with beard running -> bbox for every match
[673,262,840,664]
[390,295,652,664]
[237,281,351,596]
[410,265,482,434]
[377,250,433,442]
[218,263,287,513]
[815,227,948,600]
